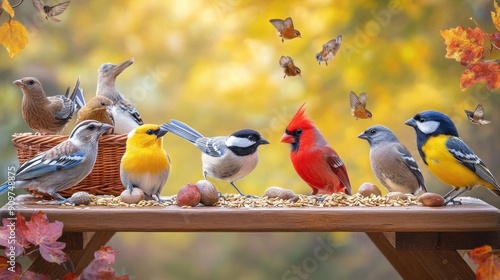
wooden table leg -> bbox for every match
[27,231,116,278]
[367,232,476,280]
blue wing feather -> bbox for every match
[15,149,85,181]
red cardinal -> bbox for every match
[281,104,351,195]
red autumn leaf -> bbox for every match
[468,245,500,280]
[62,273,78,280]
[94,246,118,265]
[441,26,486,66]
[0,213,31,257]
[0,256,22,280]
[39,241,67,264]
[460,60,500,90]
[21,271,50,280]
[23,212,67,264]
[490,32,500,50]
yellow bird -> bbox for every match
[405,110,500,205]
[120,124,170,202]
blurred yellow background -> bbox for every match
[1,0,499,278]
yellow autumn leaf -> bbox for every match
[491,0,500,31]
[1,0,14,17]
[0,20,28,59]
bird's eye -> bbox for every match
[418,117,425,122]
[100,102,106,106]
[370,129,376,134]
[295,129,303,135]
[27,79,35,85]
[146,129,154,135]
[88,124,95,130]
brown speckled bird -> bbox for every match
[13,77,84,135]
[77,96,115,134]
[315,35,342,66]
[96,58,143,134]
[350,91,372,120]
[279,56,301,78]
[269,17,301,43]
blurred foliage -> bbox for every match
[0,0,499,278]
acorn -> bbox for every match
[418,192,444,207]
[358,182,382,197]
[68,191,92,205]
[177,183,201,207]
[264,186,299,202]
[196,180,219,206]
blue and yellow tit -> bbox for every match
[120,124,170,202]
[405,110,499,204]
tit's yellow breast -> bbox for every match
[422,135,490,188]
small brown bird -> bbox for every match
[77,96,115,134]
[349,91,372,120]
[279,56,301,78]
[315,35,342,66]
[13,77,84,135]
[464,104,491,125]
[97,58,143,135]
[32,0,70,23]
[269,17,301,43]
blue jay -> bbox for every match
[0,121,113,201]
[161,120,269,196]
[358,125,427,195]
[96,58,143,134]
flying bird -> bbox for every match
[269,17,301,43]
[406,110,500,204]
[350,91,372,120]
[279,56,301,78]
[281,104,351,195]
[464,104,491,125]
[315,35,342,66]
[33,0,70,23]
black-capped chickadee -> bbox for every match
[161,120,269,196]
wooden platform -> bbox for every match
[2,197,499,279]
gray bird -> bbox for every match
[33,0,70,23]
[0,120,113,201]
[358,125,427,195]
[96,58,143,134]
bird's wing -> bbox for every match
[464,109,474,120]
[269,19,285,30]
[358,92,368,107]
[15,141,84,180]
[116,96,143,125]
[279,56,292,67]
[396,144,427,192]
[474,104,485,119]
[32,0,44,13]
[196,137,226,157]
[446,136,500,189]
[349,91,361,109]
[48,1,70,17]
[324,146,351,194]
[283,17,294,28]
[50,95,75,120]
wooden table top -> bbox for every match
[2,197,499,233]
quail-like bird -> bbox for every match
[77,96,115,134]
[0,121,112,201]
[96,58,143,134]
[14,76,84,135]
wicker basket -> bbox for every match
[12,133,127,198]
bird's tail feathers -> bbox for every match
[161,120,203,144]
[0,182,10,195]
[69,77,85,109]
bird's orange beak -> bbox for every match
[280,133,295,143]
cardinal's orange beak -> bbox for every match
[280,133,295,143]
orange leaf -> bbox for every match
[440,26,485,66]
[492,0,500,31]
[0,19,28,59]
[1,0,14,17]
[468,245,500,280]
[460,60,500,90]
